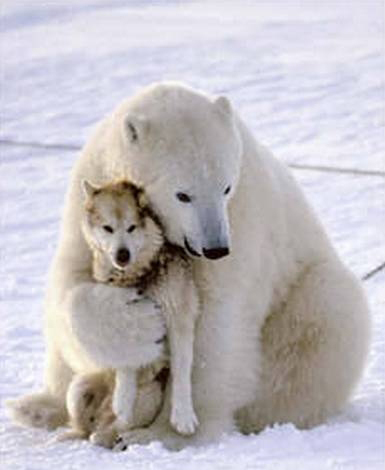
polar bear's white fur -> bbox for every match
[8,82,370,449]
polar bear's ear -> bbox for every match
[82,179,100,199]
[213,96,232,117]
[123,114,150,144]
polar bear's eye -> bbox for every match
[176,192,192,203]
[224,185,231,195]
[127,224,137,233]
[102,225,114,234]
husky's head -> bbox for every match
[81,180,164,274]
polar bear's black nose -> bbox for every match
[116,247,130,267]
[203,247,230,260]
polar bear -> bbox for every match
[8,82,370,449]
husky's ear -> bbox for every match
[82,179,100,199]
[136,187,149,209]
[123,114,150,144]
[213,95,232,117]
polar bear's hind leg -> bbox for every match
[237,261,370,433]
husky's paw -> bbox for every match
[90,426,119,449]
[113,428,154,450]
[54,429,88,442]
[6,393,67,430]
[113,425,189,451]
[170,405,199,436]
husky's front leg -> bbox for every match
[91,368,137,448]
[113,368,137,431]
[113,309,199,450]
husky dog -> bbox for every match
[67,179,200,442]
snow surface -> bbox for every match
[0,1,384,469]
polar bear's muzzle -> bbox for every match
[202,246,230,260]
[184,237,230,260]
[182,205,231,260]
[184,238,202,258]
[199,207,230,260]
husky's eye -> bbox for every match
[102,225,114,234]
[127,224,137,233]
[176,192,192,203]
[224,185,231,195]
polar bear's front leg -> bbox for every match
[168,313,199,436]
[67,282,167,370]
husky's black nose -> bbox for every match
[202,246,230,260]
[116,247,130,267]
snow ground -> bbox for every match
[0,1,384,469]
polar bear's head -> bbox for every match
[113,84,243,260]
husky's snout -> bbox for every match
[115,247,130,267]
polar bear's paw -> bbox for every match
[6,393,67,430]
[170,404,199,436]
[125,287,145,304]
